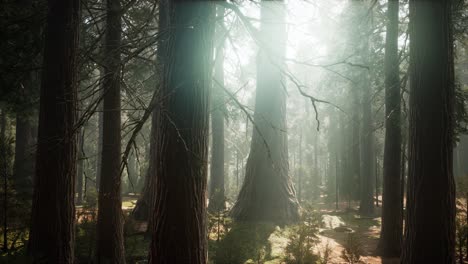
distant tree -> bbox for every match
[96,0,125,261]
[209,6,226,213]
[357,0,374,216]
[377,0,402,257]
[401,0,455,263]
[148,1,215,263]
[231,0,299,224]
[28,0,80,261]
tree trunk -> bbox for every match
[351,89,361,201]
[27,0,80,261]
[401,1,455,263]
[1,110,8,252]
[13,112,35,199]
[131,0,169,222]
[148,2,214,263]
[359,75,375,216]
[96,0,125,261]
[358,0,374,216]
[96,89,103,189]
[208,6,226,213]
[231,0,299,224]
[76,127,85,205]
[377,0,402,257]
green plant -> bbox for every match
[341,233,362,264]
[284,205,320,264]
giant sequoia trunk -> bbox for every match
[377,0,402,257]
[208,6,226,213]
[231,0,299,224]
[148,2,214,263]
[96,0,125,262]
[28,0,80,262]
[401,0,455,263]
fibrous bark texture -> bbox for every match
[148,2,214,263]
[96,0,125,262]
[378,0,402,257]
[28,0,80,262]
[132,0,169,222]
[401,0,455,263]
[231,0,299,224]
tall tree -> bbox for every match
[357,0,374,216]
[377,0,402,257]
[148,1,214,263]
[76,127,85,204]
[208,6,226,213]
[131,0,169,222]
[231,0,299,223]
[401,0,455,263]
[27,0,80,261]
[96,0,125,261]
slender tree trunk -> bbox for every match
[76,127,85,205]
[148,2,214,263]
[378,0,402,257]
[231,0,299,224]
[96,90,103,189]
[13,112,35,199]
[131,0,169,222]
[351,91,361,201]
[298,131,302,202]
[359,77,375,216]
[358,0,374,216]
[96,0,125,261]
[208,6,226,213]
[28,0,80,261]
[400,131,406,228]
[1,110,8,252]
[401,1,455,263]
[375,156,379,208]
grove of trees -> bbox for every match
[0,0,467,263]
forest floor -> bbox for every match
[108,195,398,264]
[314,199,399,264]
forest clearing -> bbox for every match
[1,0,468,263]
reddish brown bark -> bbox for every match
[401,0,455,263]
[28,0,80,262]
[148,2,214,263]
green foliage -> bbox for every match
[75,204,97,261]
[341,233,362,264]
[208,209,233,242]
[284,205,320,264]
[214,222,275,264]
[456,212,468,263]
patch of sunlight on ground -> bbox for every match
[322,214,346,229]
[122,198,137,210]
[267,226,290,260]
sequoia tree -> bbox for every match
[377,0,402,257]
[96,0,125,262]
[148,1,214,263]
[28,0,80,262]
[401,0,455,263]
[231,0,299,224]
